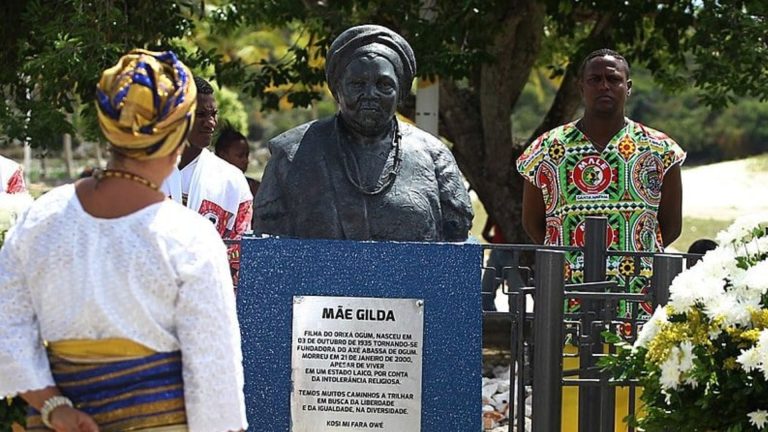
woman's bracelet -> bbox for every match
[40,395,74,428]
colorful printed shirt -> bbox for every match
[517,118,686,319]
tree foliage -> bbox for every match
[213,0,767,242]
[1,0,767,242]
[0,0,210,150]
[515,67,768,164]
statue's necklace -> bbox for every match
[93,168,160,192]
[338,119,403,196]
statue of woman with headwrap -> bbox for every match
[254,25,474,242]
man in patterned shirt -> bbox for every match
[517,48,685,320]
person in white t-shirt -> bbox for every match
[162,77,252,284]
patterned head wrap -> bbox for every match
[96,49,196,160]
[326,25,417,103]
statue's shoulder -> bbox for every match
[399,121,450,156]
[267,117,337,162]
[266,121,315,161]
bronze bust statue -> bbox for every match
[254,25,473,242]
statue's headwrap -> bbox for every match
[326,25,417,103]
[96,49,196,160]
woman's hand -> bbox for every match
[21,386,98,431]
[48,405,99,432]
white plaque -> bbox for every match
[291,296,424,432]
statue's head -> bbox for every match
[326,25,416,136]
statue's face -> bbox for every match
[337,54,399,136]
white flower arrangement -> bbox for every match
[0,192,33,246]
[606,212,768,430]
[750,410,768,430]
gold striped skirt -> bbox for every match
[26,339,187,431]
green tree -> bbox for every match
[2,0,767,241]
[0,0,211,151]
[210,0,768,242]
[214,85,249,134]
[626,71,768,164]
[503,64,768,165]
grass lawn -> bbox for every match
[469,196,732,253]
[669,217,731,253]
[746,152,768,173]
[16,151,766,251]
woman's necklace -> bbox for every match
[93,169,160,192]
[337,119,403,196]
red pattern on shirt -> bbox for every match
[232,200,253,239]
[197,199,232,236]
[226,200,253,288]
[6,169,26,194]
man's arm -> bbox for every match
[481,217,494,243]
[7,166,26,194]
[522,180,546,244]
[657,163,683,247]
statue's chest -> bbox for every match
[364,155,441,241]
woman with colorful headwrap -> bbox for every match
[254,25,473,241]
[0,50,247,431]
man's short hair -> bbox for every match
[194,76,215,95]
[578,48,631,79]
[214,122,247,155]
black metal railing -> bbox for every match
[481,216,699,432]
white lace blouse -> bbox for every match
[0,184,248,432]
